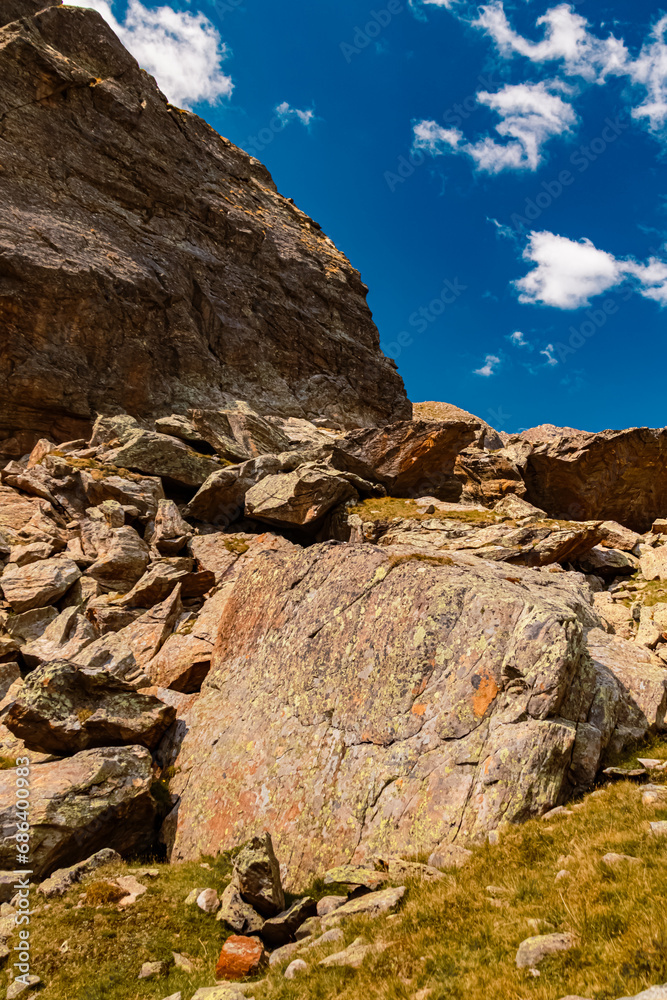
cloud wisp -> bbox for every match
[474,354,501,376]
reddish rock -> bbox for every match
[214,935,267,980]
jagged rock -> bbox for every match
[412,401,503,449]
[3,660,176,753]
[320,886,406,928]
[104,431,221,488]
[261,897,317,947]
[591,593,635,640]
[38,848,122,897]
[147,500,192,555]
[598,521,641,552]
[82,470,165,522]
[147,588,227,692]
[73,587,183,685]
[117,558,192,607]
[334,420,478,500]
[578,545,640,577]
[217,884,265,935]
[0,0,407,458]
[372,856,444,883]
[166,542,653,882]
[515,932,575,968]
[232,833,285,917]
[6,975,41,998]
[8,541,54,567]
[20,606,96,668]
[0,663,20,702]
[172,952,194,973]
[245,465,358,529]
[86,526,150,592]
[295,916,320,940]
[522,427,667,532]
[189,405,289,462]
[155,415,202,443]
[215,935,267,980]
[454,448,526,506]
[184,457,285,525]
[0,557,81,612]
[3,606,59,644]
[0,745,157,879]
[493,495,546,519]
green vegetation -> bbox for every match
[19,756,667,1000]
[0,755,16,770]
[348,497,501,526]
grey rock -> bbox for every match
[217,883,264,934]
[321,886,406,928]
[6,976,41,998]
[104,431,221,488]
[284,958,308,979]
[196,887,220,913]
[515,932,575,968]
[316,895,347,917]
[244,464,358,529]
[38,848,122,897]
[20,606,96,668]
[138,960,168,979]
[261,896,317,947]
[232,832,285,917]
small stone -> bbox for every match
[215,935,267,980]
[6,976,41,998]
[601,852,642,866]
[284,959,308,979]
[515,932,575,968]
[487,830,501,846]
[321,885,406,928]
[527,919,555,933]
[116,875,148,907]
[161,994,182,1000]
[172,952,194,973]
[555,870,571,882]
[485,885,510,897]
[319,936,385,969]
[316,895,347,917]
[185,887,207,905]
[138,960,167,980]
[217,883,264,934]
[301,927,345,951]
[197,888,220,913]
[268,941,301,968]
[295,915,321,940]
[650,822,667,837]
[541,806,573,820]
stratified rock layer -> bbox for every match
[0,0,409,456]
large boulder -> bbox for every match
[333,420,480,500]
[2,660,176,754]
[165,541,655,885]
[0,556,80,612]
[0,745,158,879]
[0,0,408,458]
[103,431,222,488]
[244,465,358,529]
[522,427,667,532]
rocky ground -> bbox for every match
[1,400,667,999]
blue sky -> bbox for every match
[73,0,665,433]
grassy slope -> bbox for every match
[16,740,667,1000]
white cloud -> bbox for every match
[515,230,667,309]
[467,81,576,172]
[473,3,667,140]
[509,330,528,346]
[66,0,232,109]
[540,343,558,365]
[275,102,315,127]
[413,81,575,173]
[412,119,462,154]
[516,232,623,308]
[473,2,627,82]
[474,354,501,376]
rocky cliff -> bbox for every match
[0,0,409,458]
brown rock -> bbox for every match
[104,431,222,488]
[189,405,289,462]
[334,419,478,499]
[598,521,641,552]
[86,526,150,592]
[0,0,408,458]
[412,401,503,449]
[214,935,267,981]
[0,745,157,878]
[20,605,96,668]
[245,465,358,529]
[523,427,667,532]
[454,448,526,506]
[640,546,667,582]
[3,660,176,753]
[0,556,81,612]
[232,832,285,917]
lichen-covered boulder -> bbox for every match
[0,745,157,879]
[2,660,176,754]
[232,833,285,917]
[164,540,654,886]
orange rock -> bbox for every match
[215,935,266,980]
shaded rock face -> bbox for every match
[0,0,409,458]
[166,542,660,886]
[523,428,667,533]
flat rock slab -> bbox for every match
[0,556,80,612]
[38,848,122,897]
[321,886,406,928]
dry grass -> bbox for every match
[13,759,667,1000]
[349,497,501,526]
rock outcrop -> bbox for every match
[165,540,666,885]
[0,0,409,457]
[521,428,667,533]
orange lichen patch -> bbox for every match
[472,672,499,718]
[411,703,428,716]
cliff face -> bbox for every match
[0,0,410,457]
